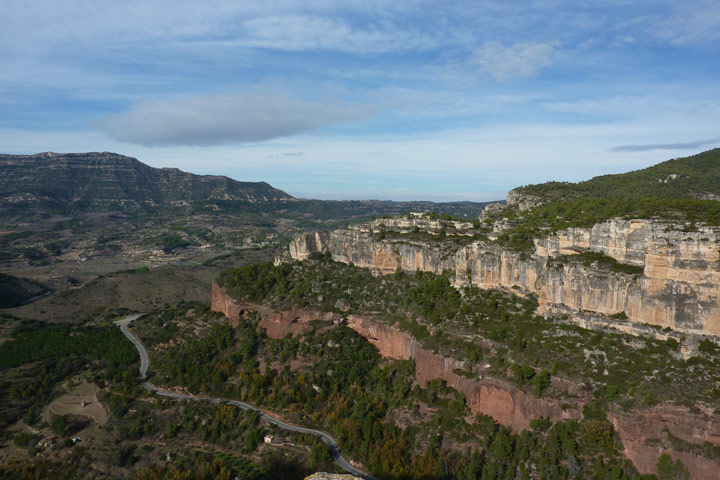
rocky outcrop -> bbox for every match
[349,216,474,235]
[211,283,341,338]
[610,406,720,480]
[345,315,581,430]
[506,189,546,211]
[290,218,720,338]
[211,287,720,478]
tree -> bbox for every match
[656,453,689,480]
[533,371,551,395]
[50,415,67,435]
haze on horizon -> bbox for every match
[1,1,718,202]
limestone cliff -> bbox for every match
[506,189,546,211]
[212,284,580,429]
[211,283,341,337]
[290,218,720,338]
[349,215,474,235]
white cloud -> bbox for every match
[651,5,720,45]
[2,115,718,201]
[98,92,373,147]
[471,41,558,80]
[236,15,437,53]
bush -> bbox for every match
[50,415,67,435]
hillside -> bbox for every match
[515,148,720,201]
[485,149,720,252]
[0,152,292,210]
[0,273,49,309]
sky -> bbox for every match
[1,1,719,201]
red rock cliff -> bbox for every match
[211,285,720,478]
[211,283,341,338]
[345,315,580,430]
[609,406,720,480]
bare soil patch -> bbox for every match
[44,381,108,425]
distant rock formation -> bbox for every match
[0,151,292,210]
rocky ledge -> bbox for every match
[290,217,720,340]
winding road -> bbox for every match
[115,315,376,480]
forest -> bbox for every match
[139,302,658,480]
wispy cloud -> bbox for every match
[236,15,438,53]
[650,4,720,45]
[268,152,305,158]
[471,41,558,80]
[98,92,373,147]
[611,136,720,152]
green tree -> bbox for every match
[656,453,689,480]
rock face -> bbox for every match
[350,216,474,235]
[290,218,720,337]
[610,406,720,480]
[0,152,291,209]
[345,315,581,430]
[506,189,545,211]
[211,283,340,337]
[212,285,580,429]
[211,286,720,479]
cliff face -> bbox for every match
[211,284,580,429]
[211,285,720,478]
[506,189,546,211]
[610,406,720,480]
[350,216,474,235]
[346,315,581,430]
[211,283,340,337]
[290,218,720,337]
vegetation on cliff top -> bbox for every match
[219,258,720,411]
[489,149,720,252]
[517,149,720,201]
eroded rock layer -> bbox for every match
[289,218,720,337]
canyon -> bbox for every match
[212,284,720,479]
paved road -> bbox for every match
[115,315,376,480]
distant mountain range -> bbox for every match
[0,152,292,210]
[0,152,494,221]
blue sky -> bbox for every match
[1,1,719,201]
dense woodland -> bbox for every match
[517,149,720,201]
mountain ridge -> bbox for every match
[514,148,720,202]
[0,151,293,209]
